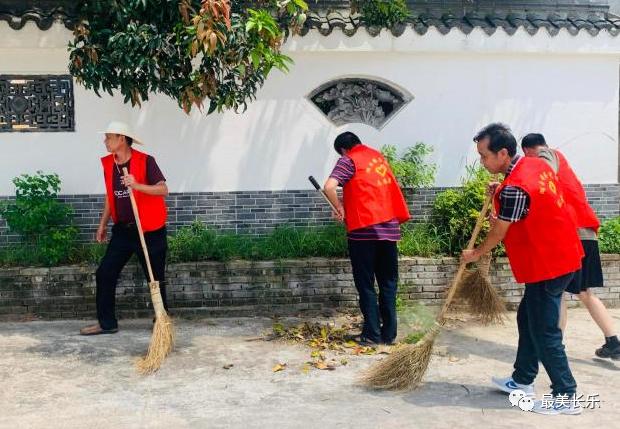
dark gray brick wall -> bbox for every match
[583,184,620,219]
[1,255,619,320]
[1,183,618,246]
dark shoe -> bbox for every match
[595,343,620,360]
[344,333,361,342]
[80,324,118,336]
[346,334,378,347]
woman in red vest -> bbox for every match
[461,124,583,415]
[323,132,410,346]
[521,133,619,361]
[80,121,169,335]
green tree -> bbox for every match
[68,0,308,114]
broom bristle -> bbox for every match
[455,269,506,325]
[362,326,440,390]
[135,312,175,374]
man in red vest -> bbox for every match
[80,121,169,335]
[461,123,583,415]
[323,132,410,346]
[521,133,619,360]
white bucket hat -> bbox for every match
[99,121,144,145]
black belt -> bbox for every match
[116,222,137,229]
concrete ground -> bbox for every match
[0,308,619,429]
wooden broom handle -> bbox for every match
[122,167,155,284]
[308,176,339,214]
[439,174,498,318]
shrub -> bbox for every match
[358,0,411,29]
[380,142,436,188]
[599,217,620,254]
[0,172,78,266]
[432,165,494,255]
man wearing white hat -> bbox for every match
[81,121,169,335]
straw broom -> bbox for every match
[454,175,506,324]
[455,251,506,325]
[123,167,174,374]
[362,191,495,390]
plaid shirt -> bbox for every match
[497,156,530,223]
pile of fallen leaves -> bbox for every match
[266,318,393,373]
[264,304,438,374]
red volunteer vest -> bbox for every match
[494,157,583,283]
[554,150,600,233]
[342,145,411,232]
[101,149,167,232]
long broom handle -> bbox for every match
[308,176,339,215]
[439,175,498,319]
[122,167,156,284]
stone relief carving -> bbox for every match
[309,78,412,129]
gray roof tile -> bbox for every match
[1,0,618,38]
[302,1,620,37]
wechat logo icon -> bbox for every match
[509,390,534,412]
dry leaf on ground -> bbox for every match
[314,361,336,371]
[375,346,392,355]
[273,363,287,372]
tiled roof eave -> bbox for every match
[301,10,620,38]
[1,3,618,38]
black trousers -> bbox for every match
[96,224,168,330]
[348,239,399,343]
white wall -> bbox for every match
[0,23,618,195]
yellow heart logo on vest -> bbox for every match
[375,164,387,177]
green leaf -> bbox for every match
[293,0,309,9]
[251,50,260,69]
[207,100,218,115]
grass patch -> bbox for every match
[1,218,520,268]
[168,222,349,262]
[399,223,449,257]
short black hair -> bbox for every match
[521,133,547,149]
[473,123,517,157]
[334,132,361,155]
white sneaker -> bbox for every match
[491,376,535,397]
[532,399,582,415]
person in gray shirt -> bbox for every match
[522,133,619,360]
